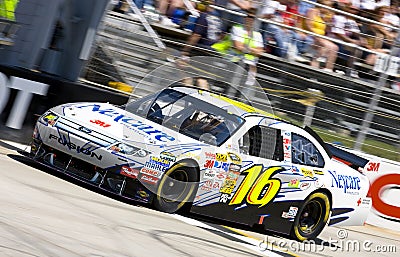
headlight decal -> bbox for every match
[109,143,150,157]
[39,112,59,126]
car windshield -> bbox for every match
[125,88,244,146]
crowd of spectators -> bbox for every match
[112,0,400,78]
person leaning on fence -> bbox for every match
[212,8,264,87]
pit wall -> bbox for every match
[354,151,400,232]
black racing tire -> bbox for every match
[291,192,331,241]
[152,163,199,213]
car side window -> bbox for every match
[239,126,283,161]
[291,133,324,167]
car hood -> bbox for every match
[52,102,192,146]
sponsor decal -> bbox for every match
[48,134,103,160]
[216,153,228,162]
[43,113,58,126]
[301,168,314,178]
[227,152,242,164]
[282,206,298,219]
[78,126,92,133]
[212,180,222,190]
[219,170,240,195]
[90,119,111,128]
[300,182,311,191]
[214,161,229,171]
[219,193,232,203]
[203,169,216,179]
[366,162,380,172]
[204,160,229,171]
[328,170,361,194]
[75,104,175,142]
[135,188,151,202]
[288,179,300,188]
[140,174,159,185]
[370,174,400,220]
[150,156,170,166]
[200,180,213,191]
[138,190,149,198]
[357,198,372,208]
[282,131,291,162]
[204,159,214,169]
[140,167,161,178]
[229,163,241,172]
[220,179,237,195]
[179,152,200,160]
[143,160,168,172]
[215,171,227,180]
[291,166,300,173]
[313,170,324,175]
[205,152,216,159]
[314,179,323,188]
[227,170,240,180]
[160,151,176,162]
[120,166,139,179]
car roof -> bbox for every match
[170,86,280,120]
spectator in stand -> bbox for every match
[381,4,400,38]
[220,0,252,32]
[370,5,397,48]
[359,0,378,18]
[282,0,314,62]
[156,0,185,27]
[328,1,368,77]
[134,0,154,10]
[303,0,338,72]
[113,0,130,14]
[298,0,316,16]
[182,0,222,55]
[261,0,289,57]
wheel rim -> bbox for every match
[298,199,323,235]
[161,168,189,202]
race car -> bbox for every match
[27,86,372,241]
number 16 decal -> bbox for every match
[230,165,282,208]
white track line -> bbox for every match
[171,214,288,257]
[0,140,30,152]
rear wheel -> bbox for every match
[291,192,331,241]
[153,163,198,213]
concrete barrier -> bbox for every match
[355,151,400,232]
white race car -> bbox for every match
[27,86,371,241]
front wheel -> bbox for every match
[291,192,331,241]
[152,163,199,213]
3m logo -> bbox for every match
[366,162,380,172]
[90,119,111,128]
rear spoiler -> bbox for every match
[304,126,369,172]
[325,144,370,171]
